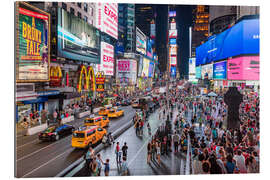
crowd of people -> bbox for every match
[82,81,259,176]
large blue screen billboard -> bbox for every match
[196,18,259,66]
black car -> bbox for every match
[39,124,75,141]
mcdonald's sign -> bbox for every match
[49,66,62,87]
[78,65,96,93]
[96,71,105,92]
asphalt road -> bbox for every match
[15,105,136,178]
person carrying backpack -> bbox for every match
[122,142,128,160]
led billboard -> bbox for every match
[213,61,227,79]
[227,56,259,80]
[57,8,100,63]
[97,42,114,76]
[16,2,50,81]
[95,3,118,39]
[196,18,259,66]
[136,27,147,55]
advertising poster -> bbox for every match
[169,29,177,38]
[148,61,155,78]
[138,56,143,77]
[169,38,177,45]
[227,56,259,80]
[196,66,202,79]
[16,3,50,81]
[213,61,227,79]
[147,39,153,59]
[170,56,177,66]
[117,59,137,85]
[57,8,100,63]
[150,20,156,39]
[189,58,196,81]
[136,27,147,55]
[170,46,177,55]
[170,66,176,77]
[142,58,150,77]
[201,64,213,79]
[170,22,176,30]
[95,3,118,39]
[169,11,176,17]
[97,42,114,76]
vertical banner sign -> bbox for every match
[16,2,50,82]
[95,3,118,39]
[150,19,156,39]
[97,42,114,76]
[96,72,105,92]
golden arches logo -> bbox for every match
[96,71,105,78]
[78,65,96,93]
[50,66,62,78]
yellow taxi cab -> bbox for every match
[71,125,107,149]
[107,107,124,118]
[84,115,109,128]
[98,107,110,116]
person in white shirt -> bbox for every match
[233,150,247,173]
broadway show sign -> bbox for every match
[16,2,50,82]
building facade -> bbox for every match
[191,5,209,57]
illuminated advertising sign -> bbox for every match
[147,39,153,59]
[169,29,177,38]
[196,18,259,66]
[150,20,156,39]
[196,66,202,79]
[213,61,227,79]
[170,22,176,30]
[170,56,177,66]
[142,58,150,77]
[117,59,137,84]
[169,38,177,45]
[96,3,118,39]
[138,56,143,77]
[201,64,213,79]
[170,46,177,55]
[136,27,147,55]
[57,8,100,63]
[227,56,259,80]
[148,61,155,78]
[169,11,176,17]
[170,66,176,77]
[16,2,50,82]
[97,42,114,76]
[189,58,196,81]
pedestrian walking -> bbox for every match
[96,154,103,176]
[173,131,180,153]
[147,122,151,136]
[103,159,110,176]
[115,142,121,164]
[147,142,152,164]
[121,156,128,176]
[156,142,161,165]
[122,142,128,160]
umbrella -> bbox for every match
[207,92,218,97]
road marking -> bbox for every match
[16,139,39,149]
[16,137,70,162]
[21,148,73,178]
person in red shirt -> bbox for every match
[115,142,121,164]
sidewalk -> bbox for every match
[74,106,186,176]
